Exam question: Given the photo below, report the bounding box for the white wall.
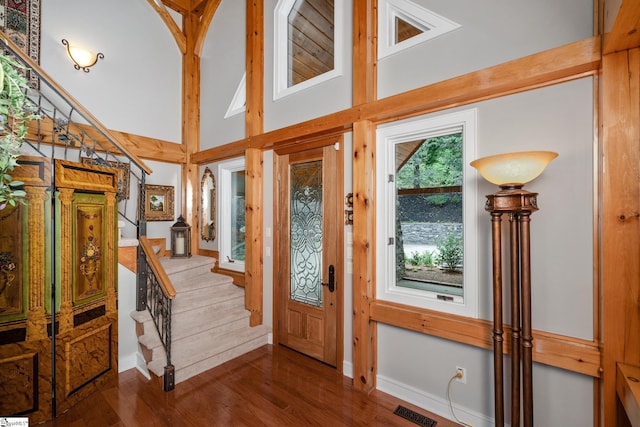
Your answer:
[378,0,594,98]
[263,0,353,131]
[201,0,247,148]
[41,0,182,143]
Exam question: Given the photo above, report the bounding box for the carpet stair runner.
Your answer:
[131,255,269,385]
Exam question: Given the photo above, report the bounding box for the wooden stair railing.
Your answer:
[138,236,176,391]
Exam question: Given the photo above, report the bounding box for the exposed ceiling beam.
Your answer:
[194,0,221,55]
[603,0,640,54]
[147,0,187,54]
[155,0,209,16]
[157,0,191,14]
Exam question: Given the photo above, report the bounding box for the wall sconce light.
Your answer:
[470,150,557,427]
[62,39,104,72]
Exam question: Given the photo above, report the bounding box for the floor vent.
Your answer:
[393,405,438,427]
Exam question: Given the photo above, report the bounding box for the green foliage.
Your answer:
[406,249,435,268]
[436,234,463,272]
[396,133,463,190]
[0,52,39,209]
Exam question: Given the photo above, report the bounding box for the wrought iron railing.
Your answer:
[138,236,176,391]
[0,32,151,229]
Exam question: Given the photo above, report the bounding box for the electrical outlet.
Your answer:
[456,366,467,384]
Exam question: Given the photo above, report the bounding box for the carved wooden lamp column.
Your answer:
[470,151,558,427]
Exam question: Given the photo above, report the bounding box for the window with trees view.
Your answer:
[377,109,478,317]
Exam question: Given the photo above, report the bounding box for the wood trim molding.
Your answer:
[370,300,602,378]
[192,36,601,165]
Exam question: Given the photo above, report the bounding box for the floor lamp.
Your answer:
[470,151,558,427]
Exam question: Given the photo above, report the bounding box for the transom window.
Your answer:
[376,109,478,317]
[378,0,461,59]
[274,0,343,99]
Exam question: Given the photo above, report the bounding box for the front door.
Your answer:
[275,141,342,367]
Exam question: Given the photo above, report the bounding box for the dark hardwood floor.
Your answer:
[40,344,460,426]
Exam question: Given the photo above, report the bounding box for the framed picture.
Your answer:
[81,157,131,200]
[143,184,174,221]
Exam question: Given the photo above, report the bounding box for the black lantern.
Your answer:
[170,215,191,258]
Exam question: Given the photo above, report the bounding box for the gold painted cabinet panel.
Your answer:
[0,158,119,423]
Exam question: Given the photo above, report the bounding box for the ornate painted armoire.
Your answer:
[0,157,119,422]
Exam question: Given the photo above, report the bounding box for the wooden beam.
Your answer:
[194,0,221,56]
[352,0,377,105]
[110,130,186,164]
[157,0,191,14]
[192,37,600,165]
[352,120,376,393]
[603,0,640,54]
[182,12,201,253]
[246,0,265,137]
[364,37,601,125]
[243,0,265,326]
[25,118,185,165]
[601,47,640,426]
[147,0,187,54]
[245,148,263,326]
[371,301,601,378]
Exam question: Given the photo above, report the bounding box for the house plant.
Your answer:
[0,51,39,210]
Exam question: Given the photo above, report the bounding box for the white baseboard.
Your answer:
[136,351,151,380]
[376,374,494,427]
[343,360,353,379]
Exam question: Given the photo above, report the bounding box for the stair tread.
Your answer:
[147,335,269,381]
[171,271,233,292]
[159,255,214,275]
[136,256,271,387]
[149,324,270,367]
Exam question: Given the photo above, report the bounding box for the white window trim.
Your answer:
[378,0,461,59]
[224,73,246,119]
[273,0,344,100]
[376,109,478,318]
[218,157,245,272]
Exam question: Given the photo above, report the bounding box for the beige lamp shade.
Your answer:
[470,150,558,186]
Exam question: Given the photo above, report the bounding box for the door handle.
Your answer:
[322,265,335,293]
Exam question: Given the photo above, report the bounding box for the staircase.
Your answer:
[131,255,269,385]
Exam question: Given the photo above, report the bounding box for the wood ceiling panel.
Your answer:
[289,0,334,86]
